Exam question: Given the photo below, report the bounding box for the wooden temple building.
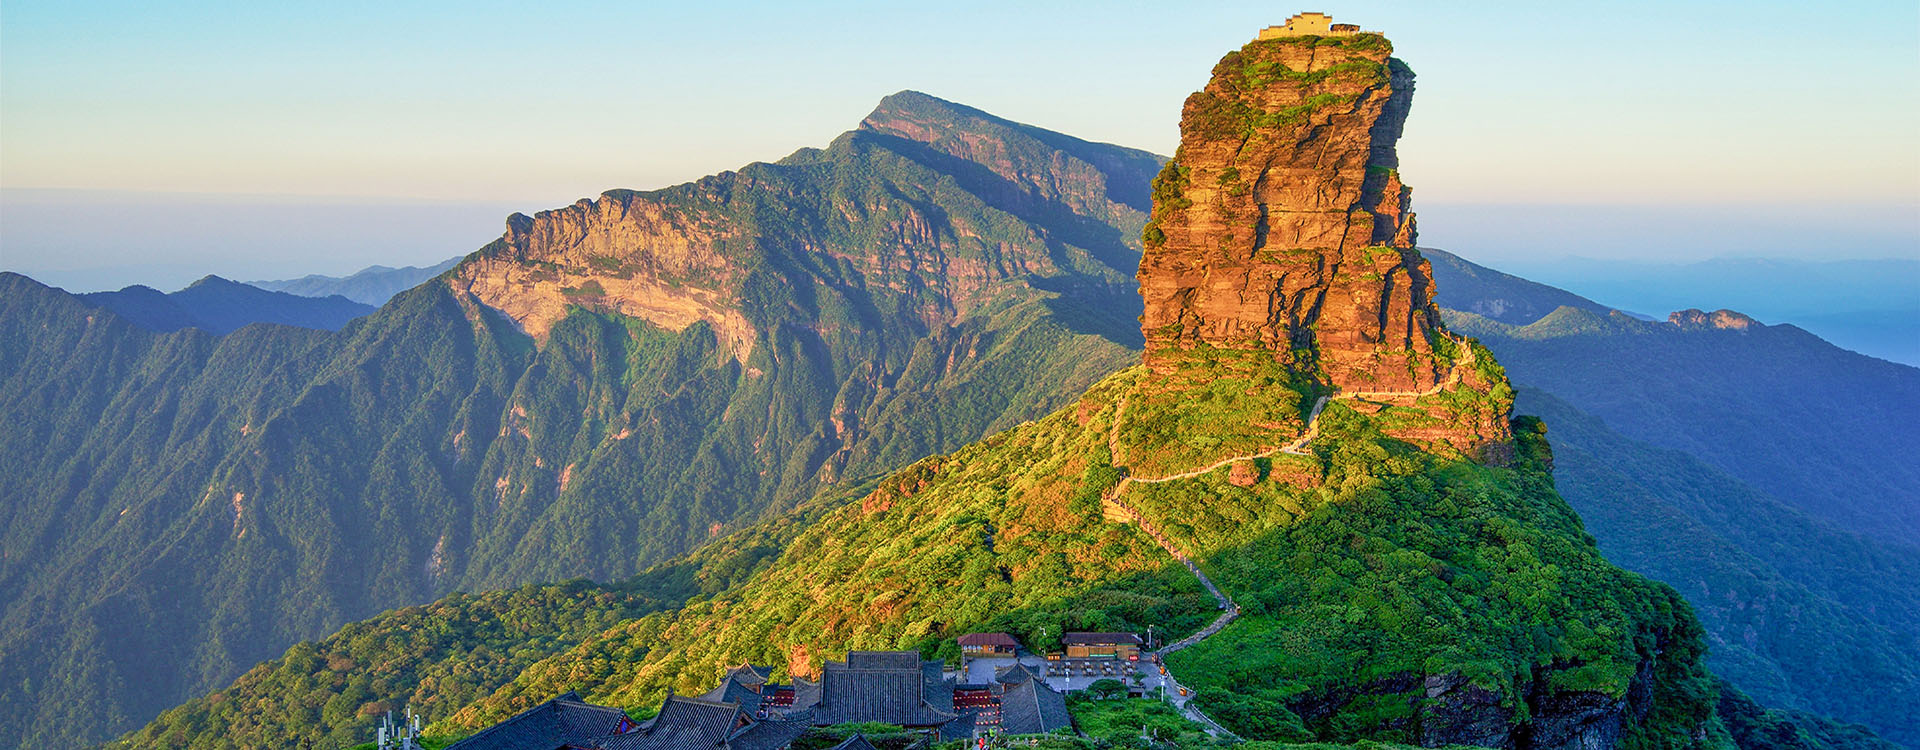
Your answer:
[440,650,1071,749]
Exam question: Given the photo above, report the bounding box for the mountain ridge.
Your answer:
[0,92,1163,748]
[77,274,375,334]
[251,257,461,306]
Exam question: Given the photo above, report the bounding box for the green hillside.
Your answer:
[1446,305,1920,548]
[407,347,1723,747]
[1428,249,1920,746]
[0,92,1160,748]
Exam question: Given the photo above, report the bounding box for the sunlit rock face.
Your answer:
[1137,27,1512,460]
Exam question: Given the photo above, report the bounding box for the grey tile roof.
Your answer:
[934,711,978,742]
[699,677,765,714]
[994,677,1071,736]
[445,692,632,750]
[992,663,1046,685]
[810,651,959,728]
[921,661,953,714]
[845,651,921,671]
[577,697,811,750]
[725,664,775,685]
[590,695,742,750]
[788,678,822,712]
[726,713,813,750]
[826,734,881,750]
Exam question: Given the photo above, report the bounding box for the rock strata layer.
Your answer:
[1136,29,1513,459]
[1139,32,1442,393]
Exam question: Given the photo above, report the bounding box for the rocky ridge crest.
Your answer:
[448,91,1157,361]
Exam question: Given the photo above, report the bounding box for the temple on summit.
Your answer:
[1256,12,1364,38]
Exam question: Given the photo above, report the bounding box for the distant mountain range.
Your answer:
[114,36,1735,750]
[250,257,460,306]
[1,90,1912,750]
[78,275,374,334]
[1427,248,1920,744]
[0,90,1158,749]
[1490,256,1920,366]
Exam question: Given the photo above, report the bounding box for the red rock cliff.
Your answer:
[1138,31,1444,393]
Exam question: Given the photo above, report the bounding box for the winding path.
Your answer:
[1100,337,1476,739]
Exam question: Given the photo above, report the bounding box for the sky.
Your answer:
[2,0,1917,290]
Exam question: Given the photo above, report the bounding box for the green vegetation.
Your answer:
[1424,248,1918,745]
[103,510,805,750]
[352,348,1724,747]
[0,91,1164,749]
[1238,59,1388,89]
[1185,92,1349,141]
[1068,696,1210,748]
[1143,161,1191,249]
[427,373,1217,730]
[561,279,608,296]
[1112,346,1319,476]
[1715,679,1897,750]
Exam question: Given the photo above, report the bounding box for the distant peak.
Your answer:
[184,275,239,290]
[858,91,1000,139]
[1669,308,1759,330]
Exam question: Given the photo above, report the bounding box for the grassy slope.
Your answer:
[413,350,1723,748]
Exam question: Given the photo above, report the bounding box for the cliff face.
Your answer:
[450,187,757,356]
[1136,31,1509,459]
[450,91,1158,360]
[1140,34,1436,390]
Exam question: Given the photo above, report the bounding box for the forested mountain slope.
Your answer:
[0,91,1160,748]
[1429,248,1920,745]
[407,27,1725,750]
[1445,303,1920,548]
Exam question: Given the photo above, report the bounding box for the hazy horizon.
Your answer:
[3,1,1916,290]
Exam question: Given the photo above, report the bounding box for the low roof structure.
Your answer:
[993,668,1071,736]
[956,633,1019,649]
[993,663,1047,685]
[578,694,811,750]
[444,692,633,750]
[790,651,975,741]
[1061,632,1141,646]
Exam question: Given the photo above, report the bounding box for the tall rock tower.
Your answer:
[1134,17,1513,462]
[1138,20,1442,394]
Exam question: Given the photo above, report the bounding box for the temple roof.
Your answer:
[698,676,764,714]
[826,734,881,750]
[995,676,1071,736]
[993,663,1047,685]
[585,695,810,750]
[444,692,631,750]
[724,664,775,685]
[956,633,1019,648]
[809,651,959,727]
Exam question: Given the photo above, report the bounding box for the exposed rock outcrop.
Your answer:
[1138,32,1440,392]
[1135,28,1511,458]
[452,194,757,356]
[449,91,1160,363]
[1668,308,1758,331]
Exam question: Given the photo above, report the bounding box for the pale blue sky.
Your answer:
[2,0,1916,288]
